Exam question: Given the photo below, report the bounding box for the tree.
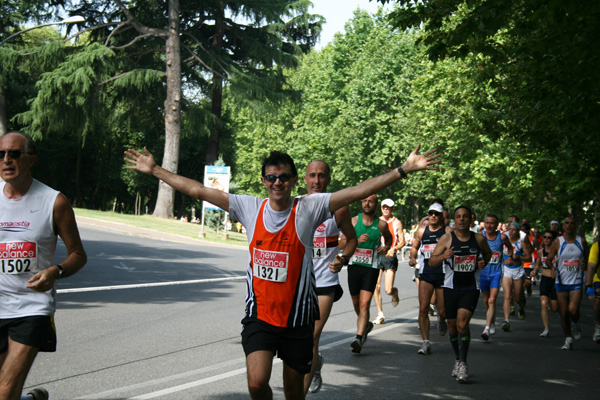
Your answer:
[14,0,322,218]
[381,0,600,232]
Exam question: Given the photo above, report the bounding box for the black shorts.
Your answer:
[378,255,398,270]
[524,268,534,280]
[419,273,445,288]
[443,288,479,320]
[0,315,57,353]
[241,319,314,374]
[316,284,344,302]
[347,265,380,296]
[539,275,557,300]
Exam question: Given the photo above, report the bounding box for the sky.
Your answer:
[310,0,390,48]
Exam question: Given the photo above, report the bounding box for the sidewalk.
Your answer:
[75,216,246,249]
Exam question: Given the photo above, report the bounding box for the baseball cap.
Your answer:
[428,203,444,213]
[381,199,395,208]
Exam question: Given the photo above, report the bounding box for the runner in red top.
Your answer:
[125,145,440,399]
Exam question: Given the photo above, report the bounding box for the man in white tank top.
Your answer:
[0,132,87,400]
[303,161,356,394]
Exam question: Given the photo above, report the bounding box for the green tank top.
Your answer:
[350,213,382,268]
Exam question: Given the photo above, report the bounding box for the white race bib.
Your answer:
[253,249,288,283]
[453,255,477,272]
[351,248,374,265]
[423,244,436,259]
[563,259,580,272]
[0,242,38,274]
[312,237,326,259]
[490,251,501,264]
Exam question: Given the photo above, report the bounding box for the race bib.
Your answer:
[423,244,436,260]
[490,251,501,264]
[453,255,477,272]
[563,259,580,272]
[253,249,288,283]
[312,237,326,259]
[351,248,374,266]
[0,242,38,274]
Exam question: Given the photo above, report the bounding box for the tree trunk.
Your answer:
[205,3,225,166]
[0,83,8,136]
[153,0,182,219]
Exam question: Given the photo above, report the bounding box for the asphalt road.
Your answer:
[23,223,600,399]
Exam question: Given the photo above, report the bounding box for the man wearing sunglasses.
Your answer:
[125,145,439,399]
[0,132,87,400]
[409,201,452,355]
[302,160,357,394]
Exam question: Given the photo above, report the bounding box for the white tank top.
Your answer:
[312,217,341,288]
[0,180,59,318]
[556,236,584,286]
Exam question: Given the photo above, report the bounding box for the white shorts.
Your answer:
[503,265,525,280]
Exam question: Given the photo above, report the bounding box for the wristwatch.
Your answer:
[56,264,64,279]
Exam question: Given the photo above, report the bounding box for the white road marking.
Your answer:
[56,276,245,294]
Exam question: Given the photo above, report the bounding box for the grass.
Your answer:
[73,208,249,247]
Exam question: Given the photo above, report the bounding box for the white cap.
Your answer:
[381,199,395,208]
[428,203,444,213]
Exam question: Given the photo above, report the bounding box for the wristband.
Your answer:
[340,254,350,266]
[397,166,408,179]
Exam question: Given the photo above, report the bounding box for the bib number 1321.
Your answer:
[253,248,289,283]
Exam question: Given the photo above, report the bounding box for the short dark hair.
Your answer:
[261,151,297,177]
[485,213,499,222]
[454,205,472,217]
[5,131,37,155]
[522,222,531,231]
[544,230,557,240]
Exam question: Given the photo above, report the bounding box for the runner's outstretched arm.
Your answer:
[124,147,229,211]
[329,145,440,213]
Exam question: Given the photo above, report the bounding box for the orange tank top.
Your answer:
[248,198,308,327]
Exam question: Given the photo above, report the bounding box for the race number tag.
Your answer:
[253,249,288,283]
[312,237,326,259]
[0,242,38,274]
[490,251,501,264]
[563,259,580,272]
[453,255,477,272]
[351,248,374,265]
[423,244,436,260]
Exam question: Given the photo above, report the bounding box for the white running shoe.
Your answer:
[451,360,460,377]
[593,326,600,344]
[489,323,496,335]
[481,327,490,341]
[539,328,550,338]
[373,313,385,325]
[308,353,323,393]
[417,341,431,355]
[561,337,573,351]
[456,362,468,383]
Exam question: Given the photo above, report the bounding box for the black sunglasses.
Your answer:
[428,211,442,216]
[263,173,295,183]
[543,236,553,239]
[0,150,25,159]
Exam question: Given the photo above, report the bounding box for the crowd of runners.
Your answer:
[4,130,597,400]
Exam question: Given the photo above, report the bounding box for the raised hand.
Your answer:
[402,145,441,174]
[124,147,156,175]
